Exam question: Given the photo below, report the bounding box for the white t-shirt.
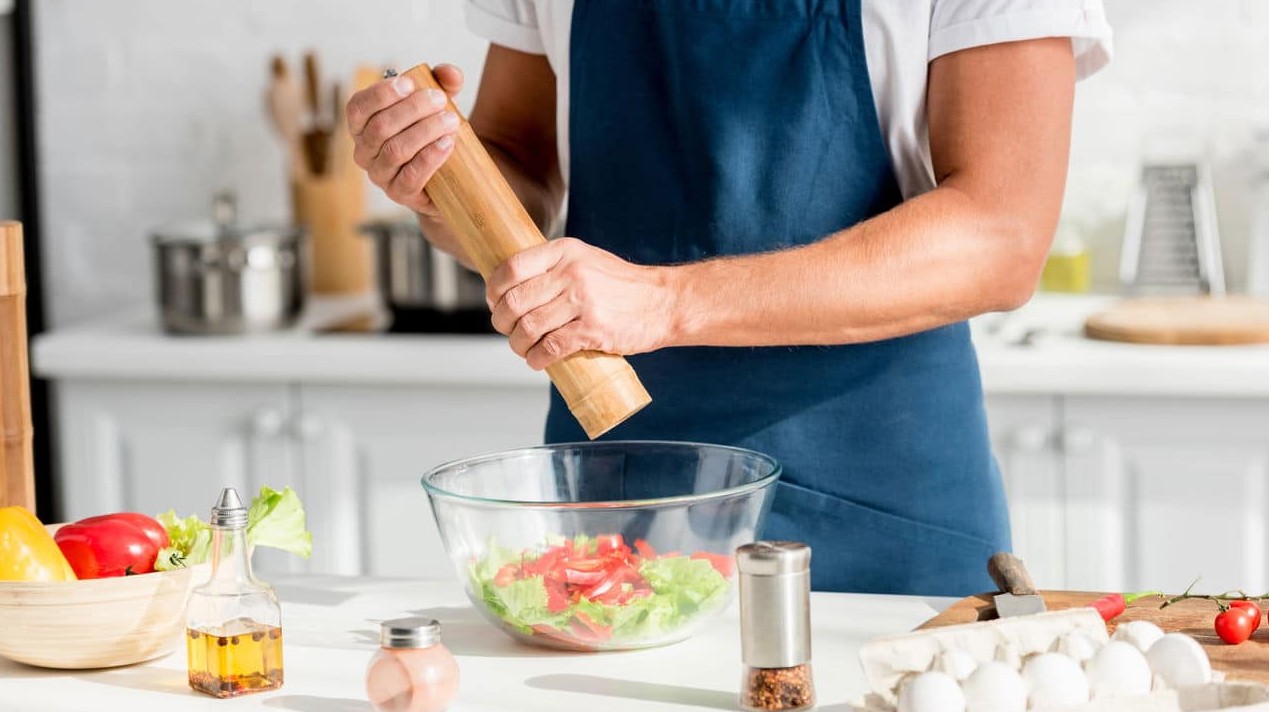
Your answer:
[465,0,1113,200]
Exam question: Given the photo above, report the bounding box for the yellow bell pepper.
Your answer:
[0,505,76,581]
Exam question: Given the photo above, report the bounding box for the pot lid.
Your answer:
[153,191,302,246]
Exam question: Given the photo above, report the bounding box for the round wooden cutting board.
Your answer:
[1084,296,1269,346]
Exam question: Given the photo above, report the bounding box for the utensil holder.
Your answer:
[291,168,370,295]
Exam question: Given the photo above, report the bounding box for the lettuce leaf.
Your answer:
[246,486,312,559]
[154,486,311,569]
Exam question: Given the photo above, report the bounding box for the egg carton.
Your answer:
[851,683,1269,712]
[851,609,1269,712]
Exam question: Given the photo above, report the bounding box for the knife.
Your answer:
[987,552,1047,618]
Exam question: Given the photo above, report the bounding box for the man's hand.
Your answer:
[485,238,679,371]
[346,64,464,219]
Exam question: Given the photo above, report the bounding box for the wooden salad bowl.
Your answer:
[0,524,209,670]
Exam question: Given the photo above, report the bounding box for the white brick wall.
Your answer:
[35,0,490,326]
[33,0,1269,326]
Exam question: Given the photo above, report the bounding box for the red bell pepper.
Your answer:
[54,513,166,578]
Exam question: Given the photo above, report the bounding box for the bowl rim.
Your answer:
[420,439,781,510]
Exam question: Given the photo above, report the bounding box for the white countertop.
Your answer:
[0,575,950,712]
[29,292,1269,397]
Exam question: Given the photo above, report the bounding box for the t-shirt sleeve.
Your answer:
[929,0,1113,80]
[464,0,546,55]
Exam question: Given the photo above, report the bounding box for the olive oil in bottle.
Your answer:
[186,488,285,698]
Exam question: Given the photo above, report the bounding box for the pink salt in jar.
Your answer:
[366,617,460,712]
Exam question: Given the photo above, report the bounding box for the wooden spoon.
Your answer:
[265,55,304,174]
[301,50,331,176]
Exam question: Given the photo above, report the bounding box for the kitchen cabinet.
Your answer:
[52,380,297,528]
[984,396,1269,595]
[293,384,547,578]
[984,395,1066,589]
[48,378,550,578]
[1061,397,1269,595]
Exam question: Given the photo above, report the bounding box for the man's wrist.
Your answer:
[660,262,703,349]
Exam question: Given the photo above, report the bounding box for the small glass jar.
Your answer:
[737,541,816,712]
[365,617,460,712]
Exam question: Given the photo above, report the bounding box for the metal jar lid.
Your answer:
[737,541,812,669]
[152,191,302,249]
[380,617,442,649]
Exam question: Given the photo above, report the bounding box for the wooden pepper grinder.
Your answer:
[401,64,651,439]
[0,221,36,510]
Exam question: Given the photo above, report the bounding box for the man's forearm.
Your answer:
[666,184,1052,348]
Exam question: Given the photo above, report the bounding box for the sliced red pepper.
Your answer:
[546,582,570,613]
[634,539,657,559]
[493,563,519,587]
[692,551,736,578]
[563,567,607,587]
[595,534,627,556]
[572,611,612,642]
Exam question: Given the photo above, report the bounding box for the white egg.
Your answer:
[1113,620,1166,653]
[961,661,1027,712]
[933,648,979,681]
[898,671,967,712]
[1021,652,1090,708]
[1085,640,1152,699]
[1146,633,1212,689]
[1053,629,1102,663]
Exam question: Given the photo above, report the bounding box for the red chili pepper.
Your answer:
[1090,593,1126,621]
[1090,590,1164,621]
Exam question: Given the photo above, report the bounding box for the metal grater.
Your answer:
[1119,163,1225,295]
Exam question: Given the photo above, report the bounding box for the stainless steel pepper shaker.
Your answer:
[737,541,815,712]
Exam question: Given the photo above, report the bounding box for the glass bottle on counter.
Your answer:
[365,617,460,712]
[185,487,285,698]
[738,541,815,712]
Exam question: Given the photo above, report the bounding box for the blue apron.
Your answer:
[549,0,1011,596]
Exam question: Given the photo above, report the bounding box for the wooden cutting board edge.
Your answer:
[917,590,1269,685]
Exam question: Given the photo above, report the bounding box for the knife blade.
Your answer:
[987,552,1047,618]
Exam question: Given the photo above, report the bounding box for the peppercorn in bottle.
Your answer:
[185,487,284,698]
[737,541,815,712]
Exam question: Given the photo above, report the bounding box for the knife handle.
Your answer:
[988,552,1037,596]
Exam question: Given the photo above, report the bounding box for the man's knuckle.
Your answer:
[397,159,424,186]
[500,287,523,315]
[346,102,367,130]
[379,136,402,163]
[520,312,543,340]
[540,334,565,359]
[503,254,528,282]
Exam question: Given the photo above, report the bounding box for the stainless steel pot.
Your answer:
[359,218,492,333]
[153,193,306,335]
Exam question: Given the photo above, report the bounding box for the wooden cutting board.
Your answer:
[918,591,1269,685]
[1084,296,1269,345]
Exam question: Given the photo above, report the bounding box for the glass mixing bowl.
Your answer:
[422,441,781,652]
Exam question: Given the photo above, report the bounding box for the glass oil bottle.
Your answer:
[186,487,285,698]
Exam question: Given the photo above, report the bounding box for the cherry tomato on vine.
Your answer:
[1228,600,1263,632]
[1215,607,1257,645]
